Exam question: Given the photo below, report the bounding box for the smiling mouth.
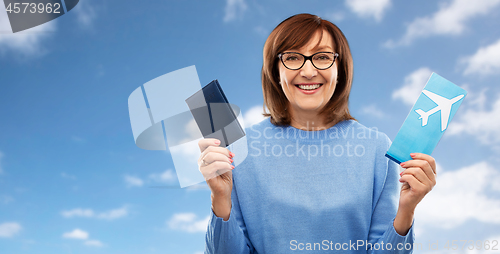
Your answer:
[295,84,323,90]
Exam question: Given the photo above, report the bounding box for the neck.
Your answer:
[288,106,338,131]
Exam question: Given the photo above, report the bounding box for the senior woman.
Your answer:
[198,13,436,253]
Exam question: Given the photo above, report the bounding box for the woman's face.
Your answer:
[278,29,338,116]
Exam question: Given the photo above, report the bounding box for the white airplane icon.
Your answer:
[415,90,464,131]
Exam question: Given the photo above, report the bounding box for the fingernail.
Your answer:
[400,172,403,176]
[230,165,235,169]
[400,162,405,167]
[229,158,233,163]
[410,153,416,157]
[215,140,220,145]
[229,152,235,157]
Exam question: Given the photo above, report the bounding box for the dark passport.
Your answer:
[185,80,245,147]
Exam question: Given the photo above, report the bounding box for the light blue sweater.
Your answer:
[205,118,415,253]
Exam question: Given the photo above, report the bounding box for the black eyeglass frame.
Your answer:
[278,52,339,70]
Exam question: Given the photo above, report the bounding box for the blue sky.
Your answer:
[1,0,500,253]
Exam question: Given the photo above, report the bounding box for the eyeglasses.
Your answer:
[278,52,339,70]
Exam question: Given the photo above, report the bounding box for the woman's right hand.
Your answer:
[198,138,234,220]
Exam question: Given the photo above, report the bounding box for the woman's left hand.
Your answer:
[399,153,437,211]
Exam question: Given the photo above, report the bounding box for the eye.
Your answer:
[314,53,332,60]
[283,53,302,62]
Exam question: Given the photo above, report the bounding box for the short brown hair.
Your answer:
[261,13,356,127]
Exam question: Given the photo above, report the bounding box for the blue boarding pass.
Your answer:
[385,73,467,164]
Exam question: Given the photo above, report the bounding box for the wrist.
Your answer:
[211,193,231,221]
[398,202,416,215]
[393,207,414,236]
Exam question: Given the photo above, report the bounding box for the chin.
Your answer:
[296,104,324,112]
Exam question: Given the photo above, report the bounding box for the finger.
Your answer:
[201,152,234,166]
[400,167,433,187]
[399,174,426,190]
[198,138,222,153]
[401,182,410,191]
[206,169,232,186]
[200,161,234,181]
[400,174,432,195]
[401,160,436,186]
[199,146,233,162]
[410,153,436,174]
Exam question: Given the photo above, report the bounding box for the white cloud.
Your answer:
[325,11,345,23]
[61,208,94,218]
[124,175,143,187]
[385,0,500,47]
[96,206,128,220]
[62,229,89,240]
[223,0,247,22]
[167,213,210,233]
[0,3,56,56]
[62,229,104,247]
[447,94,500,145]
[243,105,267,128]
[345,0,391,22]
[359,104,386,118]
[61,206,128,220]
[0,222,22,238]
[462,86,488,111]
[73,0,97,28]
[415,161,500,229]
[149,169,176,183]
[392,67,433,106]
[461,38,500,76]
[84,239,104,247]
[185,118,203,141]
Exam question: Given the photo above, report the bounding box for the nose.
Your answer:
[300,59,317,79]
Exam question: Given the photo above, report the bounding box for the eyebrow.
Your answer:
[286,45,334,52]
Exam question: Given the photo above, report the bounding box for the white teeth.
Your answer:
[298,84,321,90]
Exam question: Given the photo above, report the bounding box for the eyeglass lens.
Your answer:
[281,52,335,70]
